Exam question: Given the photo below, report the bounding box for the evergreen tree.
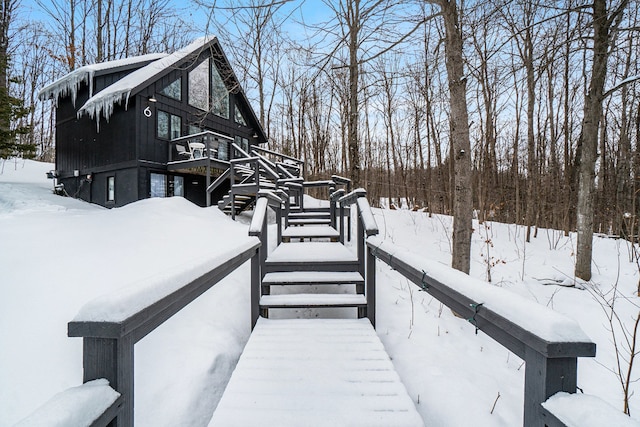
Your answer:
[0,0,32,159]
[0,78,32,159]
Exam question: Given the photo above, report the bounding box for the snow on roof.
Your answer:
[77,36,217,124]
[37,53,167,107]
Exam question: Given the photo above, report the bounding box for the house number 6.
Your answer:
[143,106,152,117]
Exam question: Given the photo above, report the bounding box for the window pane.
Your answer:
[189,59,209,111]
[234,104,247,126]
[157,111,169,139]
[172,176,184,197]
[150,173,167,198]
[107,176,115,202]
[211,64,229,118]
[161,78,181,100]
[218,140,229,161]
[171,114,181,139]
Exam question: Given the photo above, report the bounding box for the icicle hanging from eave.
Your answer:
[38,53,169,107]
[78,90,133,132]
[38,69,97,108]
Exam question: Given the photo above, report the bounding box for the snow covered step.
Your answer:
[288,218,332,226]
[262,271,364,286]
[265,242,359,273]
[288,211,330,219]
[209,318,423,427]
[260,294,367,308]
[282,225,340,242]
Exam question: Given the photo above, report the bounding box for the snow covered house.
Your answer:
[38,36,267,208]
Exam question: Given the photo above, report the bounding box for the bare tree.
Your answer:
[425,0,473,273]
[575,0,629,281]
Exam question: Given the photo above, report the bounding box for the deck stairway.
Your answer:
[211,188,423,426]
[255,186,366,317]
[211,144,306,217]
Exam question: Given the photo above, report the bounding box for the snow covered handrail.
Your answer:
[66,240,260,427]
[330,175,352,192]
[338,188,367,206]
[302,179,335,188]
[365,236,596,427]
[251,145,304,166]
[15,379,122,427]
[337,189,374,243]
[249,190,283,238]
[248,190,285,327]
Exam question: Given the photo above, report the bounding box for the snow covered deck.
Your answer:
[267,241,356,263]
[209,318,423,426]
[281,225,340,241]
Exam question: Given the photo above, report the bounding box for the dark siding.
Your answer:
[55,91,137,178]
[184,174,206,207]
[54,39,266,209]
[115,168,139,207]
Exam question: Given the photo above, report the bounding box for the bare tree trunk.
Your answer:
[347,0,361,187]
[437,0,472,273]
[575,0,628,280]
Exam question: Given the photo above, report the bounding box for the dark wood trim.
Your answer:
[89,395,124,427]
[68,242,260,341]
[366,236,596,427]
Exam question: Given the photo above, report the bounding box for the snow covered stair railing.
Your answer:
[542,392,640,427]
[366,236,598,427]
[64,239,260,427]
[15,379,121,427]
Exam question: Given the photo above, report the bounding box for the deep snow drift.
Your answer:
[2,159,640,426]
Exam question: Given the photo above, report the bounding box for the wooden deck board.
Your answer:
[209,318,424,427]
[282,225,340,240]
[267,242,357,263]
[262,271,364,285]
[260,293,366,308]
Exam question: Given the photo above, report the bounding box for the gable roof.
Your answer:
[39,36,268,143]
[77,36,218,122]
[37,53,167,107]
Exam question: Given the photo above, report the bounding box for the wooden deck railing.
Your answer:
[359,205,598,426]
[23,241,260,427]
[248,190,286,328]
[337,189,378,323]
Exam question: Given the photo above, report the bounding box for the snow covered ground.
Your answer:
[2,159,640,426]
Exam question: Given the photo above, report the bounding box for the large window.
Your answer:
[169,176,184,197]
[235,136,249,154]
[211,64,229,118]
[189,59,209,111]
[151,173,184,198]
[187,57,230,119]
[157,111,181,139]
[150,173,167,197]
[171,115,181,139]
[161,78,181,100]
[107,176,115,202]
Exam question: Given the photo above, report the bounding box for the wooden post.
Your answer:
[251,249,260,330]
[230,163,236,220]
[205,136,211,207]
[330,197,336,228]
[366,244,376,328]
[82,336,134,427]
[524,349,578,426]
[339,202,345,244]
[356,209,365,295]
[284,188,290,228]
[275,199,282,245]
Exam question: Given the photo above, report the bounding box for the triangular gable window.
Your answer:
[211,64,229,119]
[161,78,181,101]
[235,104,247,126]
[189,59,209,111]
